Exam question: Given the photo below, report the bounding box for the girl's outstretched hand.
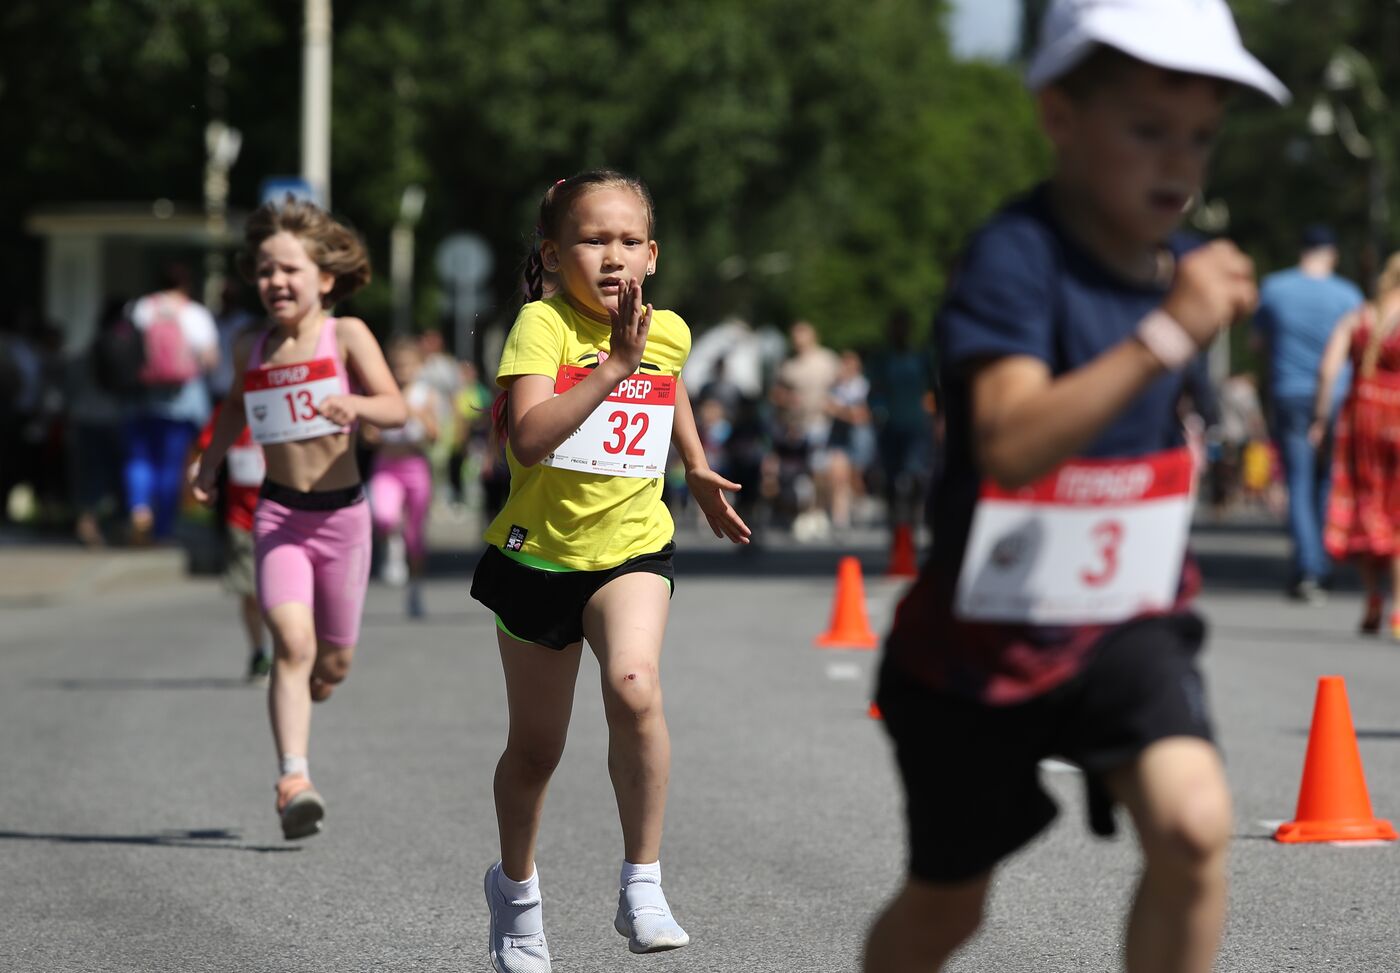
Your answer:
[685,467,752,544]
[608,279,652,374]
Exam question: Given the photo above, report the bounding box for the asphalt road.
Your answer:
[2,525,1399,972]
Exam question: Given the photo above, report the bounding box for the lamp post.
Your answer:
[203,35,241,309]
[302,0,332,207]
[391,185,426,335]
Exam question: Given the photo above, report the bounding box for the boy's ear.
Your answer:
[540,240,560,273]
[1037,87,1076,150]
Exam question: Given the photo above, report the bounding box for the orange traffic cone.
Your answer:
[867,701,883,720]
[1275,675,1398,843]
[815,556,879,650]
[887,523,918,578]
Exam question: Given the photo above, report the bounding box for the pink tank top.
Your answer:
[247,316,351,394]
[242,317,356,444]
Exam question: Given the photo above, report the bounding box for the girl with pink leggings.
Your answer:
[367,336,440,617]
[193,197,406,841]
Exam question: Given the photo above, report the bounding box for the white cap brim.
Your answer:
[1026,8,1290,105]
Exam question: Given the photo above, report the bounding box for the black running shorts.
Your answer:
[876,612,1213,883]
[470,542,676,651]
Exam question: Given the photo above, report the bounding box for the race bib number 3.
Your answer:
[542,366,676,478]
[243,358,347,445]
[955,448,1195,625]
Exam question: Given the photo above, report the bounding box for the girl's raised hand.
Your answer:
[685,467,752,545]
[608,279,652,375]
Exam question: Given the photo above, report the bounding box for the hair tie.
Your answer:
[555,178,566,186]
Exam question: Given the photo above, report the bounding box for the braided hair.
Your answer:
[497,170,656,441]
[518,169,655,303]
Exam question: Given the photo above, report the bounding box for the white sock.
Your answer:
[280,755,309,778]
[620,859,661,889]
[497,865,539,901]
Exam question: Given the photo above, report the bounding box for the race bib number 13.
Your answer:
[243,358,348,445]
[955,448,1195,625]
[542,366,676,477]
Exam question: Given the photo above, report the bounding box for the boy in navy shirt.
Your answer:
[864,2,1286,972]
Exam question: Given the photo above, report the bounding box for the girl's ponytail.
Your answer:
[500,170,655,444]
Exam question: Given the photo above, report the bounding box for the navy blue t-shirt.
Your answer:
[887,184,1200,704]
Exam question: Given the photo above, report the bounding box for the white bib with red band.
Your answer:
[541,365,676,478]
[243,358,347,445]
[955,447,1195,625]
[226,444,266,487]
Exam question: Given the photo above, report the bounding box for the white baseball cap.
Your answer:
[1026,0,1290,104]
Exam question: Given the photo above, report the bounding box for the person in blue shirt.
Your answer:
[864,1,1286,971]
[1253,225,1365,601]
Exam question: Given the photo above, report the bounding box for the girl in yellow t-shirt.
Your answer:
[471,170,749,971]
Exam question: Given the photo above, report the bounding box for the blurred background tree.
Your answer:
[8,0,1396,353]
[0,0,1046,348]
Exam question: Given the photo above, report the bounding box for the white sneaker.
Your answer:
[485,863,551,973]
[382,534,408,586]
[614,876,690,953]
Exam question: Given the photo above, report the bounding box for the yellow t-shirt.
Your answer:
[483,296,691,570]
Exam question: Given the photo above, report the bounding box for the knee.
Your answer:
[503,739,566,783]
[1145,786,1233,878]
[869,881,986,964]
[274,627,317,667]
[605,664,661,722]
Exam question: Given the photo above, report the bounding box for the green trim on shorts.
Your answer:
[498,546,578,572]
[495,614,530,642]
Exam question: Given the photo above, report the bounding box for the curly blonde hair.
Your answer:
[238,195,372,308]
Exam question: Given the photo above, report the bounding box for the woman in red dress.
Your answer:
[1314,253,1400,634]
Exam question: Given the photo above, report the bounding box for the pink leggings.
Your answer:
[369,454,433,560]
[254,497,371,647]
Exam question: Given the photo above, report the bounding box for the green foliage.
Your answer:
[1,0,1049,347]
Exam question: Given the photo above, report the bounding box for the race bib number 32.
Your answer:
[954,448,1195,625]
[542,366,676,478]
[243,358,348,445]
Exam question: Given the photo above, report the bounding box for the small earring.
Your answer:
[646,267,655,276]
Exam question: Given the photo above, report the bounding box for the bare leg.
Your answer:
[1359,556,1383,631]
[582,572,672,864]
[1388,555,1400,624]
[1108,737,1232,973]
[240,593,265,652]
[494,631,583,881]
[309,639,356,702]
[265,602,318,762]
[863,873,990,973]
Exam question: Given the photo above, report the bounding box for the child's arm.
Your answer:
[419,389,441,444]
[319,317,408,430]
[672,377,751,544]
[1310,310,1361,443]
[973,241,1257,488]
[191,333,257,506]
[508,281,651,466]
[192,332,255,504]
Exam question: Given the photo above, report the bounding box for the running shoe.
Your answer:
[382,534,409,586]
[247,651,272,684]
[614,875,690,953]
[276,773,325,840]
[484,862,551,973]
